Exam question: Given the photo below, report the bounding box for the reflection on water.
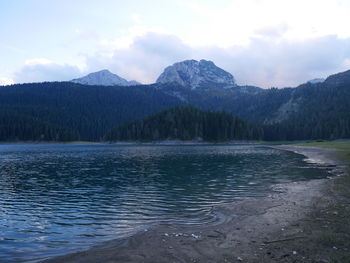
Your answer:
[0,144,331,262]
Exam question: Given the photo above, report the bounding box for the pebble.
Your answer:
[191,234,200,239]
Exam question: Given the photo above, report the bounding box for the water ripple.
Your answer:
[0,144,331,262]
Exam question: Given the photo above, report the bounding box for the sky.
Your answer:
[1,0,350,88]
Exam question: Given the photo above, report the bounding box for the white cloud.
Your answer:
[178,0,350,47]
[25,58,53,66]
[99,24,169,51]
[85,32,191,83]
[131,13,142,24]
[83,32,350,88]
[0,77,14,86]
[13,59,82,83]
[214,35,350,87]
[5,0,350,88]
[7,31,350,88]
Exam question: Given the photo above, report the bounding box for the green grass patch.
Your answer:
[293,141,350,164]
[260,140,308,145]
[293,140,350,151]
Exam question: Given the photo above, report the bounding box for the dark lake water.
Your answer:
[0,144,332,262]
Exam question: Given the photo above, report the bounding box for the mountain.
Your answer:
[71,69,140,86]
[104,106,262,142]
[0,60,350,142]
[156,59,236,89]
[154,64,350,140]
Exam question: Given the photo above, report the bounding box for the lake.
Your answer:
[0,144,331,262]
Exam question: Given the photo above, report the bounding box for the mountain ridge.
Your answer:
[71,69,140,86]
[0,61,349,141]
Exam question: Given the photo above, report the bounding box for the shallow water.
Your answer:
[0,144,331,262]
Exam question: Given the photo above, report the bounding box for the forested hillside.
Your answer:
[263,80,350,140]
[157,70,350,140]
[0,82,181,141]
[104,106,263,142]
[0,68,349,142]
[0,111,79,141]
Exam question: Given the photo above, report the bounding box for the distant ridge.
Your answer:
[71,69,140,86]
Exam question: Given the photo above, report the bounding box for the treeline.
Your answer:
[104,106,263,141]
[0,111,79,141]
[0,82,181,141]
[264,117,350,141]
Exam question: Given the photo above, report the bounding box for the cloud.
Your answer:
[13,58,82,83]
[82,32,350,88]
[77,0,350,87]
[25,58,53,66]
[255,24,289,39]
[227,35,350,87]
[8,32,350,88]
[85,33,192,83]
[179,0,350,47]
[0,77,14,86]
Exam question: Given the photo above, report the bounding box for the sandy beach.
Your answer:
[42,145,350,263]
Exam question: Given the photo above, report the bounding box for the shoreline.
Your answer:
[42,145,350,263]
[0,140,261,146]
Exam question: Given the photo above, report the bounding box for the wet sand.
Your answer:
[42,145,350,263]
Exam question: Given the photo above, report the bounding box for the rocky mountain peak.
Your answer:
[156,59,236,89]
[71,70,140,86]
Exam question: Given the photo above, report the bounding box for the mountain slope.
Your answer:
[105,106,262,141]
[263,72,350,140]
[71,69,140,86]
[155,65,350,140]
